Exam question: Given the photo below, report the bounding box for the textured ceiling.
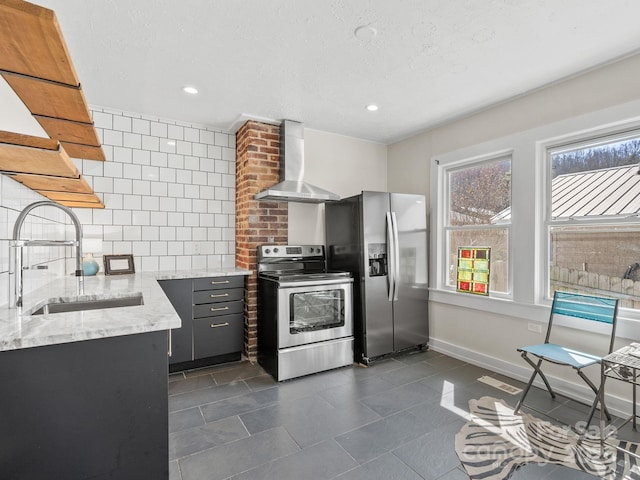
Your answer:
[21,0,640,144]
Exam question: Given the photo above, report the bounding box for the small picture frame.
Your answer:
[103,254,135,275]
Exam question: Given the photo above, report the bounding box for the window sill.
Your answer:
[429,287,640,340]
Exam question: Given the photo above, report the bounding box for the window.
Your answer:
[445,155,512,294]
[546,132,640,309]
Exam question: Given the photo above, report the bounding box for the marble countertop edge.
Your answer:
[0,268,251,353]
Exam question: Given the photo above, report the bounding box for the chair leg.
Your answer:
[514,355,555,414]
[578,369,611,422]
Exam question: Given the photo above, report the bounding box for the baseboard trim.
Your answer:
[429,337,633,420]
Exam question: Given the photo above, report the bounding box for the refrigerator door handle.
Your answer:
[386,211,395,302]
[391,211,400,301]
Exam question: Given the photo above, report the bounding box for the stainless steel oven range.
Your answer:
[257,245,353,381]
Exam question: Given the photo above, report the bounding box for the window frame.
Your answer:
[438,150,514,299]
[541,127,640,303]
[429,99,640,338]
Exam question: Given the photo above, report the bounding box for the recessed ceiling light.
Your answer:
[366,104,379,112]
[182,86,198,95]
[354,25,377,40]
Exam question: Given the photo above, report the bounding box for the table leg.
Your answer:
[600,364,607,458]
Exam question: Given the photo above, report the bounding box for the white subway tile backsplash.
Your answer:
[207,145,222,159]
[113,178,133,195]
[176,170,192,185]
[150,211,168,226]
[123,132,142,149]
[167,183,184,198]
[222,147,235,161]
[113,115,132,132]
[159,197,177,212]
[122,164,142,180]
[150,241,167,256]
[176,198,191,212]
[113,210,132,226]
[133,149,151,165]
[140,256,159,272]
[133,118,151,135]
[123,226,142,241]
[150,152,168,168]
[103,161,123,178]
[141,135,160,152]
[142,196,160,212]
[1,107,236,290]
[132,180,150,196]
[150,122,167,138]
[159,167,176,183]
[192,143,207,157]
[158,255,176,271]
[183,156,199,171]
[149,180,167,199]
[167,125,184,140]
[93,177,114,194]
[184,127,199,142]
[132,210,150,226]
[102,193,123,210]
[92,111,112,128]
[132,241,150,256]
[123,195,142,211]
[103,225,123,241]
[103,130,123,147]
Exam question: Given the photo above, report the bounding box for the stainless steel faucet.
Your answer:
[10,201,84,308]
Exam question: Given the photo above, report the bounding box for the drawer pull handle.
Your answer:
[211,280,229,285]
[210,306,229,312]
[210,322,229,328]
[210,293,229,298]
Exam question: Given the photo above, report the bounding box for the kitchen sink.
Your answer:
[31,293,144,315]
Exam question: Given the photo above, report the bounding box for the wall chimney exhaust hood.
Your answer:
[254,120,340,203]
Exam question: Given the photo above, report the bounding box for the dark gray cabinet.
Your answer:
[159,275,245,372]
[0,331,169,479]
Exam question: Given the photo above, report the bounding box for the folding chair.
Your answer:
[514,291,619,424]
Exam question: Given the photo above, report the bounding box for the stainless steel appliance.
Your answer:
[325,191,428,365]
[257,245,354,381]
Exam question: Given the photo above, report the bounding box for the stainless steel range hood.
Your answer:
[255,120,340,203]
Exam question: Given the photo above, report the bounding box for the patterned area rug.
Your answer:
[455,396,640,480]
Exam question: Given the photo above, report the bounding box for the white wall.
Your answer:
[288,128,388,245]
[387,52,640,413]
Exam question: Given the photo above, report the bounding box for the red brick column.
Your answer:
[235,121,288,362]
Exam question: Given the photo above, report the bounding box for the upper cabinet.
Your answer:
[0,0,105,208]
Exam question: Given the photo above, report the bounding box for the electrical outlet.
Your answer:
[528,322,542,334]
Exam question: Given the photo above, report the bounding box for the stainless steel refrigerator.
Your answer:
[325,191,428,364]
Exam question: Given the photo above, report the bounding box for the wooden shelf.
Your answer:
[0,0,106,208]
[9,172,97,196]
[37,191,104,209]
[0,131,80,178]
[0,0,79,86]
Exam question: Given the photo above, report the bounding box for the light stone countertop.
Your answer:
[0,268,251,352]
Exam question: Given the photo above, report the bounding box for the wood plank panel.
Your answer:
[9,173,93,193]
[35,115,100,146]
[38,191,104,209]
[3,73,92,123]
[0,131,79,177]
[0,0,79,85]
[60,142,106,161]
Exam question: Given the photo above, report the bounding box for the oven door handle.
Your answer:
[386,212,396,302]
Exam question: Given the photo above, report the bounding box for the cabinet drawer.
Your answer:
[193,288,244,305]
[193,300,244,319]
[193,314,244,359]
[193,276,244,291]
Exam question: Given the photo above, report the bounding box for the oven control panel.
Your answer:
[257,244,324,259]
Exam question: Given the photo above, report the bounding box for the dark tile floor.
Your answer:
[167,350,634,480]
